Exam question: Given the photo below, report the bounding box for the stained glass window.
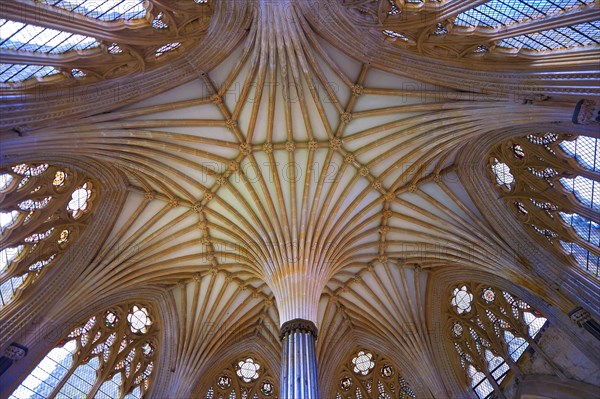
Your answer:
[0,163,96,307]
[490,159,514,187]
[204,355,277,398]
[448,283,547,399]
[332,349,415,399]
[155,42,181,57]
[9,303,158,399]
[489,133,600,277]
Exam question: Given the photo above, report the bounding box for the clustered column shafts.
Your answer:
[280,319,319,399]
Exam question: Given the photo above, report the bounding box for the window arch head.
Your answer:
[204,354,278,398]
[1,162,98,308]
[9,302,159,399]
[331,348,416,399]
[488,133,599,277]
[446,282,548,399]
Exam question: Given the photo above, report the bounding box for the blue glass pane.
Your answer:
[0,274,27,308]
[39,0,146,22]
[503,330,529,361]
[95,373,123,399]
[498,21,600,50]
[0,64,59,83]
[0,19,99,54]
[560,176,599,212]
[456,0,593,28]
[561,241,600,276]
[560,136,599,172]
[560,212,600,246]
[473,377,494,399]
[57,356,100,398]
[9,341,77,399]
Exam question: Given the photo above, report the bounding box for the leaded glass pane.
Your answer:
[0,19,99,54]
[498,21,600,50]
[560,135,599,172]
[38,0,146,22]
[561,241,599,276]
[560,176,599,212]
[57,357,100,398]
[0,274,28,306]
[0,64,60,83]
[9,341,77,399]
[455,0,593,28]
[559,212,600,246]
[95,373,123,399]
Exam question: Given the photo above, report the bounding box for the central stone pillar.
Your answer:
[280,319,319,399]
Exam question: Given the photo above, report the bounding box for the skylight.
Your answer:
[0,19,99,54]
[499,21,600,50]
[455,0,594,28]
[0,64,60,83]
[37,0,146,22]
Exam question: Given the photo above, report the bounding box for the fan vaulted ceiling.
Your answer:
[1,0,599,398]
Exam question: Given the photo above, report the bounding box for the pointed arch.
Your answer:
[329,347,416,399]
[0,156,128,351]
[427,269,600,399]
[7,300,161,399]
[196,351,280,399]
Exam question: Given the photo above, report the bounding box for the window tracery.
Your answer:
[447,283,548,399]
[204,355,278,399]
[488,133,599,277]
[455,1,593,29]
[0,0,212,86]
[9,302,158,399]
[382,1,599,60]
[332,349,416,399]
[0,162,97,308]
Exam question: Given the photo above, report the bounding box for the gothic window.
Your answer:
[204,355,278,399]
[455,1,594,29]
[497,21,600,51]
[332,349,416,399]
[0,1,211,84]
[488,133,599,277]
[382,1,599,58]
[447,283,547,399]
[0,163,97,308]
[9,303,158,399]
[37,0,147,22]
[0,19,99,54]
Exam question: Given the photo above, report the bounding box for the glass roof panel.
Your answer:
[455,0,593,28]
[561,241,599,276]
[560,135,599,172]
[498,21,600,50]
[0,19,99,54]
[560,212,600,248]
[0,64,60,83]
[38,0,146,22]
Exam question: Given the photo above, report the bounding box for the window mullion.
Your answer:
[520,335,567,379]
[47,341,82,398]
[86,327,126,399]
